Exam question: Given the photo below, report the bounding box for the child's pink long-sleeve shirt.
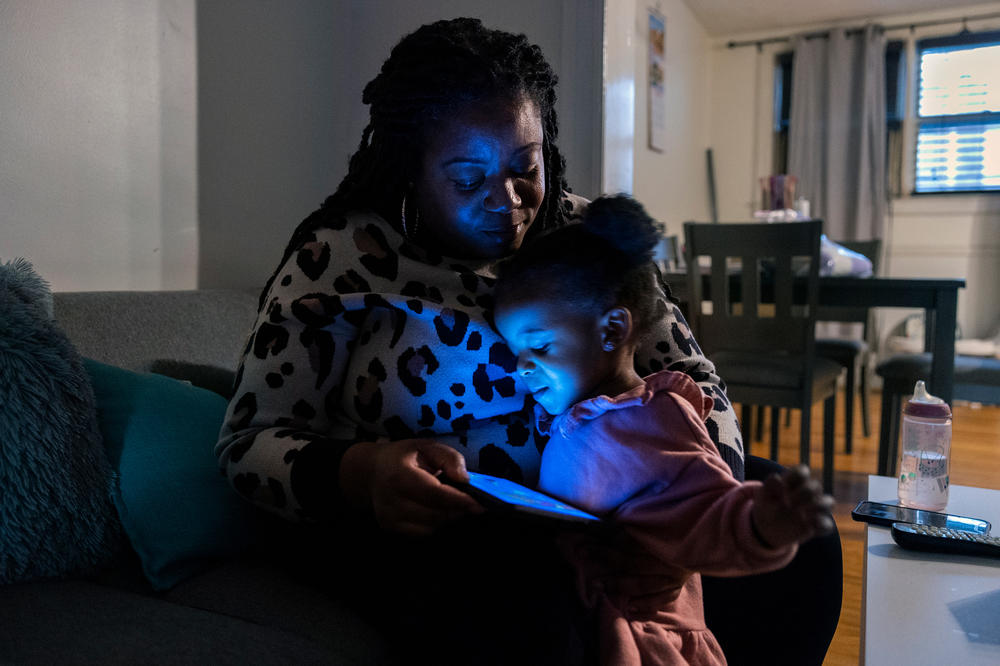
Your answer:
[537,370,797,666]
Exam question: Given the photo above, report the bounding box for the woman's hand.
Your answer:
[750,465,835,549]
[340,438,485,535]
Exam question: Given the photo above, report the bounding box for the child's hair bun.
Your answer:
[493,194,667,334]
[581,194,664,267]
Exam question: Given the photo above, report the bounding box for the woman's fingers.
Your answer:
[369,439,484,534]
[415,440,471,483]
[396,462,483,514]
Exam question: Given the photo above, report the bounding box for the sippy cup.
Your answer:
[896,380,952,511]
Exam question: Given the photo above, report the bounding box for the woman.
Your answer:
[216,17,745,663]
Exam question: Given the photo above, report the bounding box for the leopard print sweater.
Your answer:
[216,196,744,522]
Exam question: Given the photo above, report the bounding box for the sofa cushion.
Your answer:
[0,258,124,584]
[0,580,357,665]
[163,557,395,664]
[84,358,257,591]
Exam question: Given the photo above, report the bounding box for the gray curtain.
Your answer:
[788,26,886,241]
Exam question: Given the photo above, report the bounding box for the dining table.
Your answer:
[662,270,966,405]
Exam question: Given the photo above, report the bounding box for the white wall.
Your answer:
[348,0,604,199]
[198,0,604,290]
[1,1,603,293]
[707,3,1000,341]
[196,0,349,290]
[602,0,712,235]
[887,193,1000,341]
[631,0,711,234]
[0,0,197,291]
[707,40,785,221]
[602,0,636,195]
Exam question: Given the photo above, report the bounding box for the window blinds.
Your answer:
[916,34,1000,193]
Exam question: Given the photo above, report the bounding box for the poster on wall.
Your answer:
[648,8,666,152]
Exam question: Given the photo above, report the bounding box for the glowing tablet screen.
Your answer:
[465,471,601,522]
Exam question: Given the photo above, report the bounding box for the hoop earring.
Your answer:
[400,189,420,240]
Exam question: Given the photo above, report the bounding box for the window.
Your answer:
[915,31,1000,193]
[772,42,904,184]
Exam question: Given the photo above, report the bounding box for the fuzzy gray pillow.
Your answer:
[0,258,124,583]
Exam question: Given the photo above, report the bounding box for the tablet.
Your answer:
[445,471,604,526]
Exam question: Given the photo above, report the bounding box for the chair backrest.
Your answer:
[815,239,882,325]
[683,220,824,358]
[653,234,681,272]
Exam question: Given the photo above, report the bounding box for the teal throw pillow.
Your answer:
[83,358,257,591]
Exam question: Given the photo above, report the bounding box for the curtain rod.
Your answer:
[726,10,1000,49]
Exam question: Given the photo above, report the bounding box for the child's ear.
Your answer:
[600,306,634,351]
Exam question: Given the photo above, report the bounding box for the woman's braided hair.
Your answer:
[259,17,569,308]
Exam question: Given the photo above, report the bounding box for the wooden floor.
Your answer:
[740,391,1000,666]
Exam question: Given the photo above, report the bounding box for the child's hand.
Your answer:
[750,465,834,549]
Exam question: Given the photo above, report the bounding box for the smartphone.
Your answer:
[444,471,604,527]
[851,500,991,534]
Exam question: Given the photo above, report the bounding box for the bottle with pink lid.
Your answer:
[897,380,952,511]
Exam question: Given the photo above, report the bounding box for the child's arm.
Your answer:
[543,371,832,576]
[592,386,830,576]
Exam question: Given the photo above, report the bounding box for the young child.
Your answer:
[492,194,834,666]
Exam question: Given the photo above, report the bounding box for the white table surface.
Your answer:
[863,475,1000,665]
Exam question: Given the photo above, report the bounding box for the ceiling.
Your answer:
[682,0,1000,37]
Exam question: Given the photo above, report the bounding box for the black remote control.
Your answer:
[891,522,1000,559]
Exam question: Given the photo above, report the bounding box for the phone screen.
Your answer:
[851,500,991,534]
[460,472,603,524]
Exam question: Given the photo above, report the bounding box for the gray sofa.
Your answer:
[0,290,393,665]
[0,289,843,665]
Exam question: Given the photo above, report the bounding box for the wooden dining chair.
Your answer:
[683,220,841,492]
[815,239,882,454]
